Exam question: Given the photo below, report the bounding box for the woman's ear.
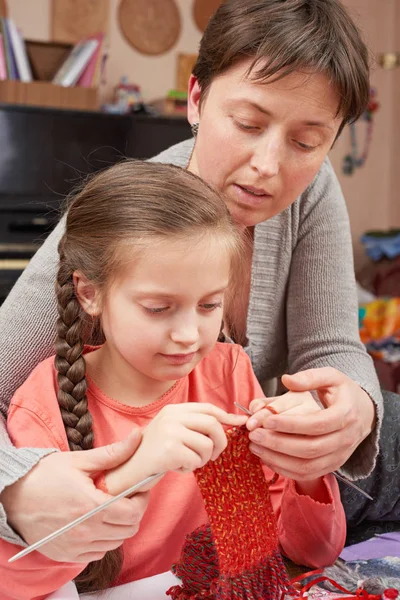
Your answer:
[187,75,201,125]
[73,271,101,316]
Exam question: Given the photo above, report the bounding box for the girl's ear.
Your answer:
[73,271,101,316]
[187,75,201,125]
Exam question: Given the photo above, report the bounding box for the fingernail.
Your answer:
[247,417,259,429]
[252,400,265,412]
[249,430,263,442]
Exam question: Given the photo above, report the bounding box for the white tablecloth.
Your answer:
[46,572,182,600]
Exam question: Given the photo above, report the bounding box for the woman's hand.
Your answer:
[246,367,376,481]
[105,403,247,495]
[1,430,149,563]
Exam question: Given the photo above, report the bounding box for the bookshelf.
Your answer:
[0,79,98,111]
[0,16,104,112]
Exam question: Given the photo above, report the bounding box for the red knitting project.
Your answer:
[167,426,296,599]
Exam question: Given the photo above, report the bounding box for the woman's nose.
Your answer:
[250,135,281,178]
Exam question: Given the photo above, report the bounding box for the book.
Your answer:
[0,34,7,80]
[52,38,99,87]
[6,18,32,82]
[77,32,104,88]
[1,17,18,79]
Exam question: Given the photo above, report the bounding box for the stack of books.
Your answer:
[52,32,106,88]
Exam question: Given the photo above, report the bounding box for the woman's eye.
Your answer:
[295,140,317,151]
[236,121,260,132]
[200,302,222,311]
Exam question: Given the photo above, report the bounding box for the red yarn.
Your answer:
[167,426,295,599]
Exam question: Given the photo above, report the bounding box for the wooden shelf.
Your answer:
[0,80,98,111]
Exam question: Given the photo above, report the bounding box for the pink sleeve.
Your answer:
[1,393,87,599]
[269,472,346,567]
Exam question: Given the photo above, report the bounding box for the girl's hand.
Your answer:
[140,403,247,473]
[105,404,247,495]
[245,367,376,481]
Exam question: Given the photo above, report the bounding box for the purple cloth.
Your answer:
[340,532,400,561]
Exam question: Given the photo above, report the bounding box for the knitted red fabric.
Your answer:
[167,426,296,599]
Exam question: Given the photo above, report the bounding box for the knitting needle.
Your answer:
[234,401,373,501]
[8,471,165,564]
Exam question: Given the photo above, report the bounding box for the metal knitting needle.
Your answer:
[8,471,165,564]
[234,401,373,501]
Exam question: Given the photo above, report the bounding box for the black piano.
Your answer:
[0,104,191,303]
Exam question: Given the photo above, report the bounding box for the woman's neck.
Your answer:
[84,346,176,407]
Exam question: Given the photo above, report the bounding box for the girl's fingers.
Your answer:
[181,429,216,467]
[179,413,229,459]
[191,402,248,425]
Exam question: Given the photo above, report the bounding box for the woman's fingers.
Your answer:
[247,392,321,430]
[248,426,352,462]
[248,442,342,481]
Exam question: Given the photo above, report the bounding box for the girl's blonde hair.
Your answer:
[54,160,242,592]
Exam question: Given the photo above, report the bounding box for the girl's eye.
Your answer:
[144,306,169,314]
[200,302,222,311]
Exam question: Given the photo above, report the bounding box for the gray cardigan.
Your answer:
[0,139,382,544]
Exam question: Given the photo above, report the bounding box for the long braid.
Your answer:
[55,248,124,592]
[55,254,93,451]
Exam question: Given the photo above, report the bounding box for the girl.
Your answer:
[1,161,345,600]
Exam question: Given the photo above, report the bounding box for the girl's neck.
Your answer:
[84,346,176,408]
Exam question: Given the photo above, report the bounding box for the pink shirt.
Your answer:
[1,344,346,600]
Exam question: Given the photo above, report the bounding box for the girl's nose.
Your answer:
[170,321,199,346]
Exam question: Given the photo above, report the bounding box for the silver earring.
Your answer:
[191,122,199,137]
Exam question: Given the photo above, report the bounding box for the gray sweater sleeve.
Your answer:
[286,158,383,478]
[0,218,64,543]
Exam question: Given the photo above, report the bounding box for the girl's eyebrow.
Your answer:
[133,286,228,299]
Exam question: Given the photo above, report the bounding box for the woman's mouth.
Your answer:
[233,184,271,207]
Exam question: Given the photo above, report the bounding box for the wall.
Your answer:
[329,0,400,269]
[7,0,400,270]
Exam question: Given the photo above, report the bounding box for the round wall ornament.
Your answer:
[118,0,181,56]
[193,0,222,33]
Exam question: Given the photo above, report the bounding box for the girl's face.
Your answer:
[187,60,342,227]
[83,234,231,395]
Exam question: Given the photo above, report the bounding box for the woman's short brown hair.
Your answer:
[193,0,370,129]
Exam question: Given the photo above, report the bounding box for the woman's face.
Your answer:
[187,60,342,227]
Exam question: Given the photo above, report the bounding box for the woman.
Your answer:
[0,0,397,564]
